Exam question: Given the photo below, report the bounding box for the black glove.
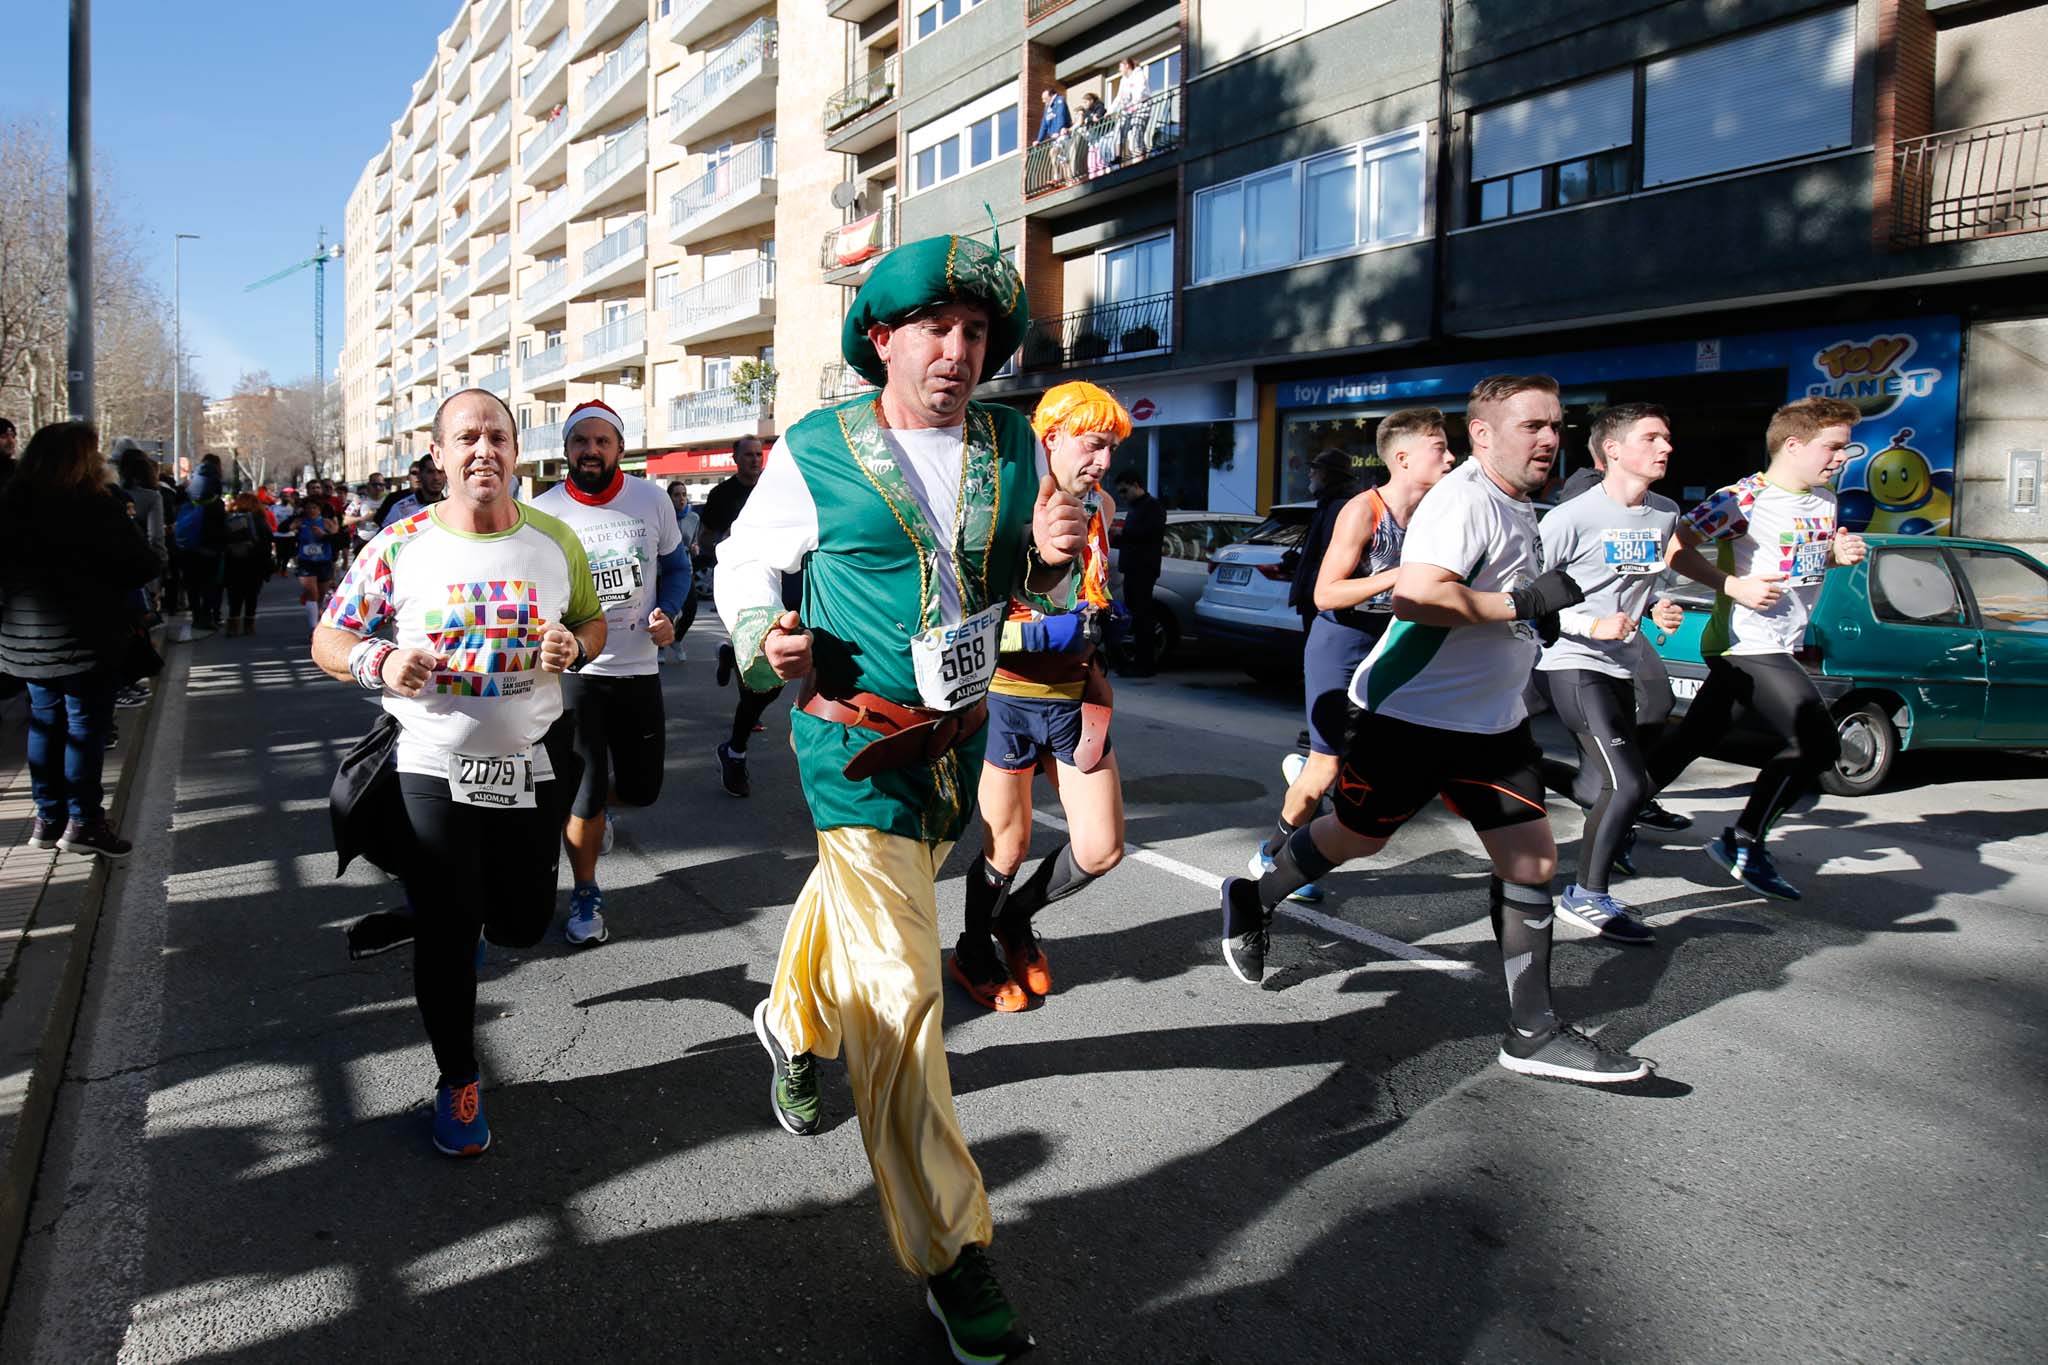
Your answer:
[1535,612,1563,646]
[1507,568,1585,622]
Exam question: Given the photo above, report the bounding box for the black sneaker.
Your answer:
[1609,825,1638,878]
[716,641,735,688]
[1220,877,1271,985]
[1636,800,1692,831]
[1498,1023,1650,1084]
[927,1244,1034,1364]
[716,741,751,798]
[26,816,60,850]
[57,815,131,861]
[114,685,150,708]
[752,999,820,1135]
[346,908,417,960]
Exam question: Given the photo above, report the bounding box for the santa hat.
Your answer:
[565,399,625,441]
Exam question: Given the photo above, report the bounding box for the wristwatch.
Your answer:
[567,636,590,672]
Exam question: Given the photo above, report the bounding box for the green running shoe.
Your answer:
[926,1244,1034,1364]
[752,999,820,1135]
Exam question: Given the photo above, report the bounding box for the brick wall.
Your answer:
[1873,0,1937,252]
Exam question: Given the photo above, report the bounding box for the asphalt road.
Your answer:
[4,604,2045,1364]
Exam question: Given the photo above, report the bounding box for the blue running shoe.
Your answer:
[1286,882,1325,904]
[565,887,609,946]
[432,1074,490,1157]
[1556,884,1655,945]
[1247,844,1276,879]
[1707,827,1802,901]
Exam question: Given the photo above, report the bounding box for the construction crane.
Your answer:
[245,228,344,473]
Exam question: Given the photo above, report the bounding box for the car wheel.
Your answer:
[1821,698,1898,797]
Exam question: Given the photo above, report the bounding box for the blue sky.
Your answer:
[4,0,457,397]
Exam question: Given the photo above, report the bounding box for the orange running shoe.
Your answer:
[995,921,1052,997]
[948,944,1028,1013]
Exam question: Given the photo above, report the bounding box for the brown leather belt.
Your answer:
[797,678,988,781]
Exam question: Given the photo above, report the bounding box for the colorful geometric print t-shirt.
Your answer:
[1350,456,1544,735]
[530,472,682,677]
[1681,472,1837,658]
[321,504,602,778]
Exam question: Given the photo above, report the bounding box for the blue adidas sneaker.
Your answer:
[565,887,609,946]
[1707,827,1802,901]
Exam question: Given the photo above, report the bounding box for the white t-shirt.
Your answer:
[531,473,682,676]
[1682,473,1837,657]
[321,505,601,777]
[1350,457,1543,734]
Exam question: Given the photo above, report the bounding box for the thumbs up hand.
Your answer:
[1032,472,1086,567]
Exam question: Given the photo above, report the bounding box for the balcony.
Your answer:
[667,258,775,345]
[480,0,510,45]
[395,361,414,387]
[521,27,572,118]
[410,246,439,288]
[819,361,876,402]
[520,187,573,254]
[573,309,646,380]
[669,384,770,444]
[474,108,512,177]
[824,56,898,156]
[442,211,473,255]
[473,299,512,349]
[574,0,643,59]
[445,151,474,198]
[377,417,395,441]
[1021,291,1172,370]
[522,341,568,388]
[441,267,471,307]
[520,260,570,322]
[442,322,472,359]
[417,343,440,375]
[475,173,514,232]
[444,35,474,100]
[668,137,776,246]
[575,23,649,140]
[374,211,392,248]
[480,364,512,398]
[523,110,572,181]
[668,19,778,149]
[375,292,393,323]
[577,118,648,216]
[375,372,394,401]
[373,171,392,209]
[373,253,392,287]
[522,0,566,48]
[819,203,898,281]
[1892,114,2048,248]
[375,333,393,360]
[1024,85,1182,200]
[669,0,758,47]
[445,93,475,152]
[397,312,419,345]
[577,214,648,298]
[474,235,513,290]
[416,298,439,334]
[409,399,437,432]
[1026,0,1153,45]
[476,41,513,111]
[523,420,565,461]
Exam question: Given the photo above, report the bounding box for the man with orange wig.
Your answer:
[950,382,1128,1012]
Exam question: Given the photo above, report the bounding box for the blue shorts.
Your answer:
[1303,612,1384,756]
[984,692,1108,772]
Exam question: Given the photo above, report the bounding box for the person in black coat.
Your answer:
[1111,467,1167,676]
[0,423,161,858]
[1288,449,1362,633]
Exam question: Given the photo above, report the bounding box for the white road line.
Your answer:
[1029,809,1481,976]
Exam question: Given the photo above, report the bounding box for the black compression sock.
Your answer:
[1490,876,1558,1035]
[1000,843,1099,926]
[963,856,1013,946]
[1265,817,1298,858]
[1257,826,1337,908]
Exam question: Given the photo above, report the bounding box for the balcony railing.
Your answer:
[477,41,511,98]
[1021,291,1173,370]
[523,342,567,384]
[479,365,511,397]
[583,214,647,277]
[824,55,896,132]
[1892,114,2048,248]
[442,324,471,357]
[377,417,395,441]
[525,420,565,458]
[417,345,439,374]
[671,384,768,436]
[1027,0,1078,19]
[582,22,647,112]
[669,258,774,335]
[582,119,648,196]
[819,203,898,269]
[473,299,511,343]
[521,189,572,247]
[376,335,393,360]
[446,151,474,193]
[475,235,511,278]
[481,0,507,30]
[442,268,470,304]
[1023,85,1183,198]
[668,19,777,136]
[395,362,415,386]
[582,309,646,363]
[819,361,875,402]
[671,137,775,232]
[523,110,570,172]
[526,260,568,311]
[522,29,571,107]
[442,211,472,248]
[522,0,549,27]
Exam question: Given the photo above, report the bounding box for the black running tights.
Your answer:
[1547,670,1648,894]
[1648,652,1840,839]
[729,681,783,753]
[397,772,565,1084]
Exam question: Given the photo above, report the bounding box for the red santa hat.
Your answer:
[565,399,625,441]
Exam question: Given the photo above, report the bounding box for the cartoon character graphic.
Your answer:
[1834,428,1953,536]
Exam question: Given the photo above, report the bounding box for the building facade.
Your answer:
[344,0,2048,553]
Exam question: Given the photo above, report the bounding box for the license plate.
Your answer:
[1217,565,1251,586]
[1669,676,1702,700]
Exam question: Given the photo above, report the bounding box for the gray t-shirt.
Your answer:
[1537,485,1679,680]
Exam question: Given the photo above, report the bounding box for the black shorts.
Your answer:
[294,558,335,583]
[1333,711,1547,839]
[562,672,666,817]
[984,691,1108,772]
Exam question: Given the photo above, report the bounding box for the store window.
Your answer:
[1156,421,1233,510]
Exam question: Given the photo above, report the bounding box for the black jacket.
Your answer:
[1288,482,1359,613]
[0,483,159,676]
[1115,491,1166,582]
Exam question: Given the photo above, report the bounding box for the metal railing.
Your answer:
[582,119,648,195]
[479,365,511,397]
[825,55,897,132]
[522,342,567,384]
[819,361,875,402]
[475,236,512,278]
[1027,0,1079,20]
[1021,291,1172,370]
[523,111,570,171]
[582,22,647,112]
[669,19,777,133]
[671,138,775,230]
[582,309,646,361]
[1024,85,1183,198]
[669,258,775,333]
[525,260,569,312]
[522,28,570,105]
[525,420,565,456]
[819,202,897,269]
[1892,113,2048,247]
[582,214,647,277]
[671,384,768,434]
[477,41,511,98]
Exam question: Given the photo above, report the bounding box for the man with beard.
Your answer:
[378,454,446,530]
[531,400,687,946]
[1220,374,1652,1085]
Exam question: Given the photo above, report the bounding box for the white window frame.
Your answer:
[1095,230,1175,303]
[910,0,989,46]
[907,85,1022,196]
[1190,123,1429,286]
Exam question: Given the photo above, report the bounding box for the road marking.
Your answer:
[1029,810,1481,976]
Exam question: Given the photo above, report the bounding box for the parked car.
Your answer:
[1192,502,1318,681]
[1652,533,2048,794]
[1107,509,1261,667]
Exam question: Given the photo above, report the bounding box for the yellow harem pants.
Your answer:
[764,825,994,1276]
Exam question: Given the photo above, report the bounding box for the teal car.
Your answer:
[1653,534,2048,795]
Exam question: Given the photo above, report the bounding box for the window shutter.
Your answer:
[1642,6,1855,189]
[1471,70,1633,183]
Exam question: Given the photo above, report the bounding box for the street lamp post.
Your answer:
[173,233,199,476]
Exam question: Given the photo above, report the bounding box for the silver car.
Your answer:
[1108,510,1262,666]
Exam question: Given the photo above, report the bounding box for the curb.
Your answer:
[0,652,170,1308]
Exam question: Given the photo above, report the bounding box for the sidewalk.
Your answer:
[0,664,166,1305]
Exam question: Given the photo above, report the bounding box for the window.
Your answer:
[1642,6,1853,189]
[1100,233,1172,303]
[908,87,1022,194]
[655,265,680,309]
[913,0,986,43]
[1470,70,1633,222]
[1142,49,1182,95]
[1956,550,2048,634]
[1192,126,1426,283]
[1869,549,1965,627]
